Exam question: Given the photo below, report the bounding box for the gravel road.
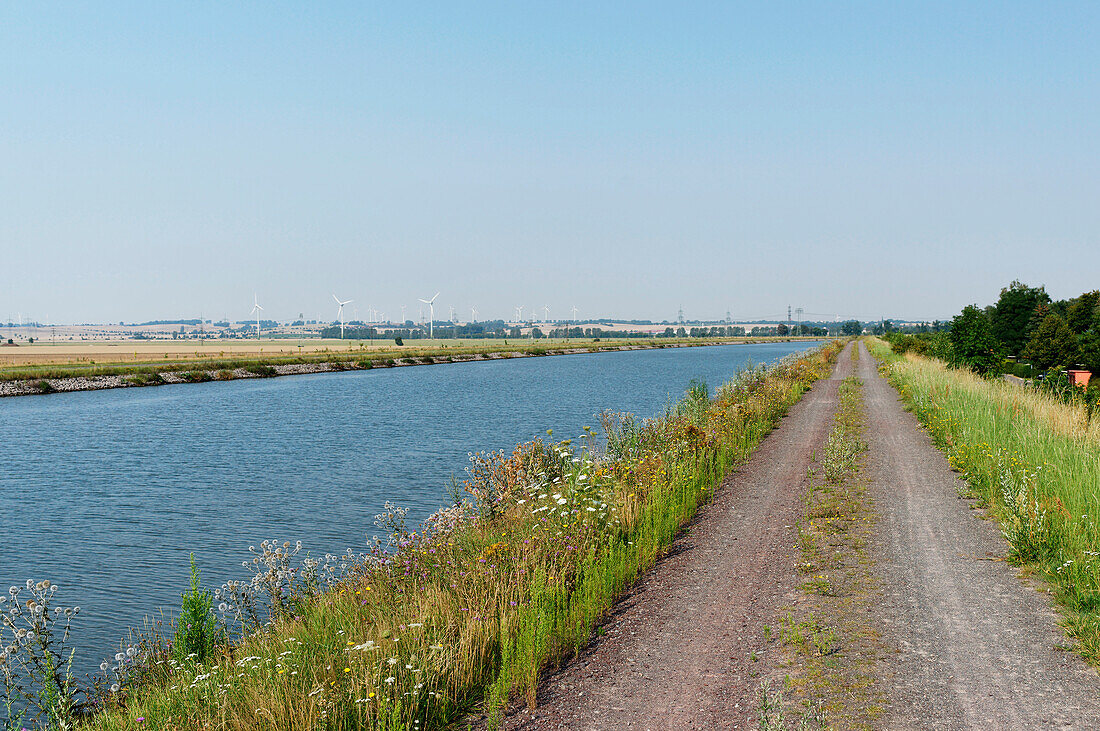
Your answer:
[498,342,1100,729]
[858,341,1100,728]
[503,345,857,729]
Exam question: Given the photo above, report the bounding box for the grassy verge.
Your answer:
[866,337,1100,664]
[763,367,884,730]
[42,342,843,730]
[0,338,799,384]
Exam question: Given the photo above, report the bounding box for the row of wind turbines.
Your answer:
[247,292,580,340]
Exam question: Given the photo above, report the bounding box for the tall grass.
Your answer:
[30,343,842,731]
[867,338,1100,663]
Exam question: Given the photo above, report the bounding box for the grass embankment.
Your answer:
[0,338,780,384]
[79,342,842,730]
[867,337,1100,664]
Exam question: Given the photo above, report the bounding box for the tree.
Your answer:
[1066,291,1100,334]
[1023,313,1079,370]
[1025,301,1050,344]
[949,305,1001,375]
[1079,330,1100,374]
[991,281,1050,356]
[1082,303,1100,373]
[841,320,862,336]
[776,323,789,336]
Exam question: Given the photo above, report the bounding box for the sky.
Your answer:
[2,2,1098,325]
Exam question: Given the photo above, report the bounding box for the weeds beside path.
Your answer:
[858,341,1100,727]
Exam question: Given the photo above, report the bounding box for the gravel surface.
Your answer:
[858,342,1100,728]
[501,346,856,729]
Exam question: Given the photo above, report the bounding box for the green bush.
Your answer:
[172,554,222,663]
[244,364,276,377]
[1010,362,1035,378]
[35,379,55,393]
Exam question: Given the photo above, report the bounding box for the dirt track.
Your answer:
[858,341,1100,728]
[504,345,857,730]
[500,341,1100,729]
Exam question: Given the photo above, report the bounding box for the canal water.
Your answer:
[0,341,820,679]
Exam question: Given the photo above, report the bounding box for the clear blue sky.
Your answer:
[3,2,1098,324]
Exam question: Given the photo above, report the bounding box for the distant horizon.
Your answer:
[2,313,947,329]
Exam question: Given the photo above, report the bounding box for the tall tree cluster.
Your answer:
[951,282,1100,374]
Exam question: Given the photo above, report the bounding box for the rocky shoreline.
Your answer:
[0,342,719,399]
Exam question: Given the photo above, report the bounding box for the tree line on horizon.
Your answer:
[318,322,835,340]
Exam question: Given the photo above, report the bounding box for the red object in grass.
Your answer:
[1067,370,1092,388]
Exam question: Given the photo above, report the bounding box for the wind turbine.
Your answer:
[517,305,524,323]
[333,294,353,339]
[571,305,579,323]
[400,305,407,323]
[418,292,440,339]
[543,305,551,322]
[470,306,478,323]
[251,294,263,339]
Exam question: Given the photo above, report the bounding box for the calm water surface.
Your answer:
[1,341,820,677]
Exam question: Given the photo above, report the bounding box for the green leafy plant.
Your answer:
[171,555,221,663]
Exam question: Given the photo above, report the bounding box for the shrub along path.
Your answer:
[502,344,858,729]
[857,341,1100,727]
